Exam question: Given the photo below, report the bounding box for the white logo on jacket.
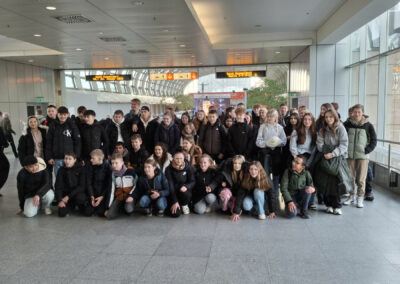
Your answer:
[63,129,72,137]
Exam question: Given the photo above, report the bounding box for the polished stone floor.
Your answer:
[1,154,400,283]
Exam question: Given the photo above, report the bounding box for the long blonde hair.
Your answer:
[241,161,270,191]
[232,155,245,184]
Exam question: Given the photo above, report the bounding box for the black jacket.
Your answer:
[134,171,170,199]
[193,166,221,203]
[18,128,47,166]
[80,122,109,160]
[41,116,56,127]
[128,146,150,175]
[55,164,86,201]
[106,120,131,154]
[0,126,9,150]
[17,168,50,210]
[45,118,81,160]
[217,158,249,196]
[133,118,159,154]
[86,160,112,199]
[165,161,196,204]
[227,122,253,158]
[199,120,228,156]
[154,122,181,154]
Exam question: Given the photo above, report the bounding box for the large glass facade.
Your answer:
[365,59,379,127]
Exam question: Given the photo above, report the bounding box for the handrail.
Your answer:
[376,139,400,145]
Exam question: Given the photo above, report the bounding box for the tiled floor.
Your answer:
[1,154,400,283]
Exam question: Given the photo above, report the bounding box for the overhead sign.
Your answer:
[86,75,132,81]
[216,71,266,79]
[150,72,198,81]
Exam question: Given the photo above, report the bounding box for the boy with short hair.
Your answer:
[86,149,112,217]
[280,155,315,219]
[81,110,109,163]
[227,107,252,159]
[114,142,130,165]
[17,156,54,217]
[343,104,377,208]
[199,109,227,163]
[55,152,88,217]
[106,153,138,220]
[46,106,81,177]
[106,110,131,156]
[128,134,150,175]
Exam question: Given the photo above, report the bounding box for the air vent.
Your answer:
[128,49,149,54]
[54,15,93,24]
[99,36,127,42]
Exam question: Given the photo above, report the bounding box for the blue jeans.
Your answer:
[193,193,216,214]
[54,159,64,177]
[286,187,312,218]
[243,189,265,215]
[139,195,167,210]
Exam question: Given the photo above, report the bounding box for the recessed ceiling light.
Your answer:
[98,32,104,35]
[104,57,109,60]
[179,44,186,47]
[275,51,281,54]
[45,6,56,10]
[132,1,144,6]
[33,34,42,37]
[28,59,34,63]
[75,48,83,51]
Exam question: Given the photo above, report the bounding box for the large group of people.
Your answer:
[0,98,377,221]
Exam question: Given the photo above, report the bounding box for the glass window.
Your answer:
[366,18,380,58]
[65,76,75,88]
[388,3,400,50]
[81,78,91,90]
[350,66,360,105]
[97,81,105,91]
[385,52,400,147]
[351,29,361,63]
[109,82,117,93]
[365,59,379,128]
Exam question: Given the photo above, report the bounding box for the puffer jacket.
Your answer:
[55,164,86,201]
[280,168,314,204]
[192,166,222,203]
[316,123,348,158]
[343,117,377,160]
[106,119,131,154]
[165,160,195,204]
[80,121,109,160]
[154,122,180,154]
[86,160,112,199]
[199,120,228,156]
[18,128,47,165]
[45,118,81,160]
[135,171,170,199]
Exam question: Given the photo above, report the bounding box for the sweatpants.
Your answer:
[24,190,54,218]
[348,159,369,197]
[107,199,134,220]
[58,192,89,217]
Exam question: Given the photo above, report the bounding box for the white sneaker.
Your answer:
[356,197,364,208]
[258,214,266,220]
[333,208,342,215]
[326,207,334,214]
[182,205,190,215]
[44,208,52,215]
[205,206,212,213]
[343,195,355,206]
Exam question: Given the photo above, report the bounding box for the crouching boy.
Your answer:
[280,155,315,219]
[86,149,112,217]
[17,156,54,217]
[55,152,88,217]
[105,153,138,220]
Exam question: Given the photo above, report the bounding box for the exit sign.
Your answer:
[37,97,44,102]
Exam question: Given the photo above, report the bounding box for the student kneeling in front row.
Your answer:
[280,155,315,219]
[105,153,137,220]
[17,156,54,217]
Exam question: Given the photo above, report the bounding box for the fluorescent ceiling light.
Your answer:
[33,34,42,37]
[45,6,56,10]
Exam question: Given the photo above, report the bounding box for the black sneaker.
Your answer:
[144,208,152,217]
[300,210,311,219]
[365,192,374,201]
[309,203,317,210]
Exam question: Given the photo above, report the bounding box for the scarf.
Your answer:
[113,164,127,177]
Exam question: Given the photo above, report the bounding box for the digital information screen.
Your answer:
[86,75,132,81]
[150,72,198,81]
[216,71,266,78]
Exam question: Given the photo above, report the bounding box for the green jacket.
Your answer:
[280,168,313,204]
[343,117,377,160]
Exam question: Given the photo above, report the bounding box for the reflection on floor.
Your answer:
[1,154,400,283]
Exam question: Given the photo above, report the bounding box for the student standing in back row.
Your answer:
[227,107,252,159]
[343,104,376,208]
[46,106,81,177]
